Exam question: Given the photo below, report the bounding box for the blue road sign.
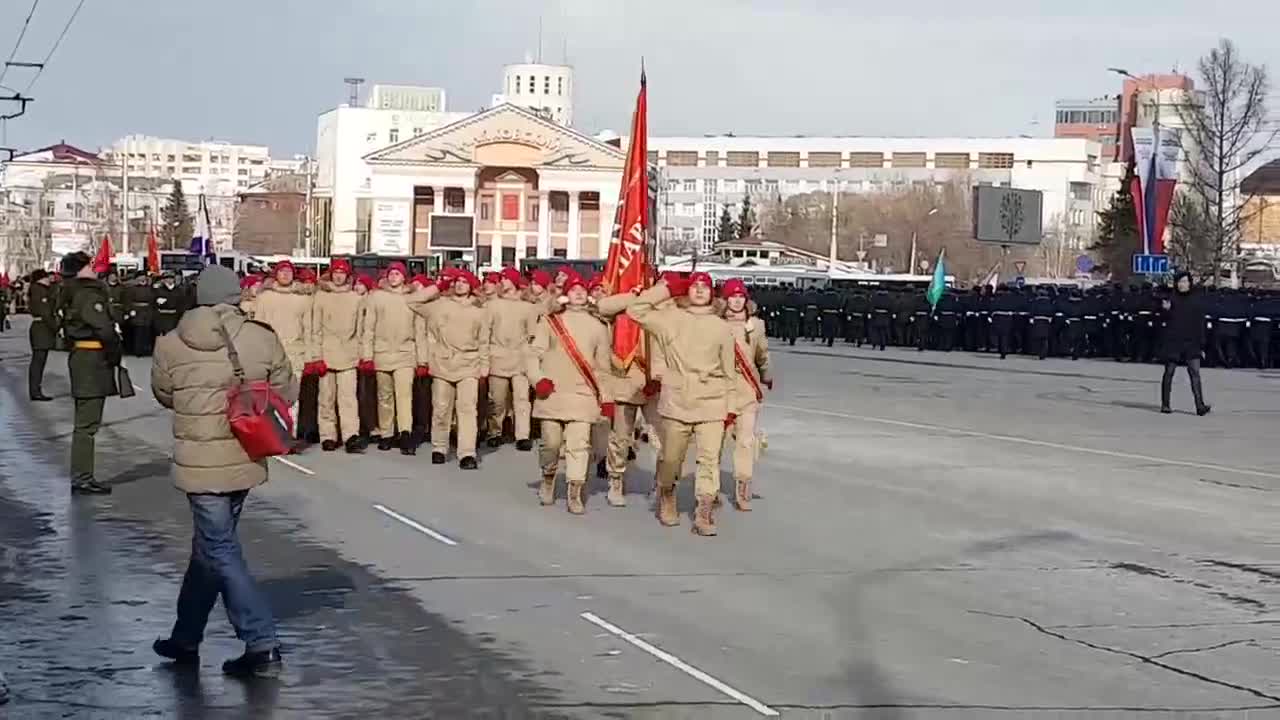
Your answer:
[1014,275,1026,288]
[1131,254,1170,275]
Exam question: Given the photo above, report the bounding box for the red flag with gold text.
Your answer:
[92,234,113,274]
[601,68,649,371]
[146,226,162,275]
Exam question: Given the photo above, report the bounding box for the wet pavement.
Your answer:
[3,318,1280,719]
[0,341,569,718]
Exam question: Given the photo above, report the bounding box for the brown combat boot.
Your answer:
[567,483,585,515]
[692,494,718,536]
[538,475,555,506]
[606,476,626,507]
[656,485,679,526]
[733,478,752,512]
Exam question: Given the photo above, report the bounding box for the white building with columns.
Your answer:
[337,103,623,268]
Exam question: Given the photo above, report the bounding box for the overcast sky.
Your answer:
[2,0,1278,156]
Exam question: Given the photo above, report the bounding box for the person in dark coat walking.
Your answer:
[1160,271,1211,416]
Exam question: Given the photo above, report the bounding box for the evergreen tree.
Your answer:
[737,194,754,239]
[1089,161,1139,282]
[159,182,193,250]
[717,204,738,244]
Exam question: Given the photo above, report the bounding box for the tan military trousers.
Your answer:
[433,377,479,458]
[540,419,591,486]
[319,368,359,442]
[606,403,643,478]
[658,419,724,497]
[487,374,531,440]
[376,367,414,437]
[722,403,759,482]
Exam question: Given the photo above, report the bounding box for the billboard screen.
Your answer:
[429,215,475,249]
[972,186,1044,245]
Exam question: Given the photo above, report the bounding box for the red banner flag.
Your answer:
[601,67,649,371]
[146,226,162,275]
[92,234,113,274]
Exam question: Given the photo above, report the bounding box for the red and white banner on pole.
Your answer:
[1130,126,1180,255]
[601,66,650,371]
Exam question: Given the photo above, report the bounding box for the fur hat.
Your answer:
[196,265,242,307]
[60,252,92,277]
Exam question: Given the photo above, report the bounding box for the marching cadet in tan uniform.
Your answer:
[312,258,366,454]
[525,270,552,320]
[485,267,535,451]
[481,272,501,303]
[528,271,612,513]
[360,262,428,455]
[253,261,315,390]
[409,268,491,469]
[717,279,772,511]
[239,274,262,319]
[606,272,736,536]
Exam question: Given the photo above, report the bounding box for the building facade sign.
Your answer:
[371,200,411,255]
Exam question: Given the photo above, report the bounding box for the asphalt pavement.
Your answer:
[1,316,1278,719]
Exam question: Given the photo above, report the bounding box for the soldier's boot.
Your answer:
[344,435,366,454]
[733,478,752,512]
[567,483,586,515]
[692,495,718,536]
[398,431,416,456]
[595,457,608,479]
[72,479,112,496]
[657,485,679,527]
[538,474,556,506]
[606,476,626,507]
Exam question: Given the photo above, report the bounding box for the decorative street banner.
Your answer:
[372,200,412,255]
[1130,126,1180,255]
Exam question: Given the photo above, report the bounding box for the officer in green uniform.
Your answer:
[27,270,58,401]
[60,251,120,496]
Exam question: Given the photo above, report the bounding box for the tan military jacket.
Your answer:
[527,303,611,422]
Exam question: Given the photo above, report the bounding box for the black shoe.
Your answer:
[377,437,395,451]
[459,456,478,470]
[321,440,340,452]
[596,458,608,479]
[71,479,112,495]
[344,436,366,454]
[153,638,199,666]
[515,439,533,452]
[1160,406,1173,414]
[1196,405,1212,417]
[29,393,52,402]
[222,648,283,679]
[305,431,320,444]
[399,432,416,456]
[431,452,446,465]
[487,436,503,449]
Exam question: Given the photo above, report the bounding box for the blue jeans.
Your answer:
[170,491,278,653]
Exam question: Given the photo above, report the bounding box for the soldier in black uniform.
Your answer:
[59,252,122,495]
[802,287,820,341]
[27,270,58,401]
[911,291,932,351]
[104,272,125,327]
[844,291,868,346]
[934,290,961,351]
[819,289,842,347]
[124,274,155,356]
[0,278,10,332]
[152,271,186,337]
[1060,288,1086,360]
[781,288,802,346]
[1248,292,1275,369]
[989,285,1015,359]
[1082,289,1104,358]
[1028,288,1055,359]
[1211,289,1247,368]
[869,288,892,350]
[1131,284,1158,363]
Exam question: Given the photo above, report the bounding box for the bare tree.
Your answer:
[1166,190,1220,277]
[1176,38,1278,279]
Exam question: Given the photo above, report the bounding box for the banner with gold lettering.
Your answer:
[602,67,649,371]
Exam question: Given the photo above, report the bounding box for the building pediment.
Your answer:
[365,103,625,171]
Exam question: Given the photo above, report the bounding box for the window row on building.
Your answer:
[1055,109,1119,125]
[509,75,566,97]
[649,150,1017,170]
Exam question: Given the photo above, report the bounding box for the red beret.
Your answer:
[561,270,587,293]
[329,258,352,275]
[500,267,522,285]
[453,269,481,291]
[385,261,408,278]
[720,278,748,298]
[274,260,295,276]
[689,271,712,288]
[530,270,552,289]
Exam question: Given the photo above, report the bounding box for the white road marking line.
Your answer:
[579,611,779,717]
[770,402,1280,481]
[372,504,458,546]
[131,383,144,393]
[271,456,316,476]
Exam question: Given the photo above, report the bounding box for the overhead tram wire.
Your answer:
[0,0,41,88]
[22,0,86,94]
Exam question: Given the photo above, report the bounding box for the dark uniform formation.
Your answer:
[754,282,1280,369]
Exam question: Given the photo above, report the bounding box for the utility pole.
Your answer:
[304,155,314,256]
[827,180,840,277]
[121,154,129,255]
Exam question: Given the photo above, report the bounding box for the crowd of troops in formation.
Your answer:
[751,282,1279,369]
[10,259,772,536]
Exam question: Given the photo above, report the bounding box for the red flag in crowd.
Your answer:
[92,234,114,274]
[147,226,162,275]
[601,65,649,371]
